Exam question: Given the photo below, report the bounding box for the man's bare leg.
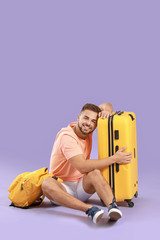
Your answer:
[82,169,122,221]
[82,169,114,207]
[41,177,93,212]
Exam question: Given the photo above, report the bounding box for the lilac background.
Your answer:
[0,1,160,239]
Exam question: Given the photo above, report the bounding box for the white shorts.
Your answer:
[50,177,93,206]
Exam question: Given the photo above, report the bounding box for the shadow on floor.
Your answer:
[31,199,118,228]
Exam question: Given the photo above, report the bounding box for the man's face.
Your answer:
[77,110,98,135]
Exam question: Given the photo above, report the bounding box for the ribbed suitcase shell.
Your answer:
[97,112,138,203]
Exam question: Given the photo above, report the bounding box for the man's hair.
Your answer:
[80,103,101,114]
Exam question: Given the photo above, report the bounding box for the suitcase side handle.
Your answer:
[115,145,119,172]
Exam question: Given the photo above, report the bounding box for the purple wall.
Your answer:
[1,1,159,173]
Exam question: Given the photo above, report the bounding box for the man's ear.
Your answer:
[77,114,80,121]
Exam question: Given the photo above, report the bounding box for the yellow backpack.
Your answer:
[8,167,63,208]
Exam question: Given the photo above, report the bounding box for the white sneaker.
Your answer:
[86,207,104,224]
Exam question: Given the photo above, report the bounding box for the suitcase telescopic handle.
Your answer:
[117,111,124,115]
[128,114,135,121]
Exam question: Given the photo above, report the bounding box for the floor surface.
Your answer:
[1,156,160,240]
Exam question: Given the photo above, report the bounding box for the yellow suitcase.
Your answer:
[97,111,138,207]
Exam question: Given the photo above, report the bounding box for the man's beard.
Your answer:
[78,122,94,135]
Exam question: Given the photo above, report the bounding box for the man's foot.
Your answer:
[108,198,122,221]
[86,207,104,224]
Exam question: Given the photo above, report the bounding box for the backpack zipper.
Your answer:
[21,179,27,190]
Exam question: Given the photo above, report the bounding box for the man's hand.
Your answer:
[98,103,113,119]
[98,111,112,119]
[113,146,132,164]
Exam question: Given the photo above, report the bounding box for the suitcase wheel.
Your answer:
[125,199,134,207]
[101,198,135,207]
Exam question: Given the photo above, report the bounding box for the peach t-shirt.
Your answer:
[49,122,93,182]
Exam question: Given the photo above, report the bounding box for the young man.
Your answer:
[42,103,132,224]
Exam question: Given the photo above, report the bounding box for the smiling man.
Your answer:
[42,103,132,224]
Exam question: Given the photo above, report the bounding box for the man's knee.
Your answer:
[87,169,102,179]
[41,177,57,194]
[86,169,108,188]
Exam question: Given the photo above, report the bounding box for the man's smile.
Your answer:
[82,124,92,130]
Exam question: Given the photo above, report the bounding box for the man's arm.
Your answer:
[98,102,113,119]
[68,147,132,174]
